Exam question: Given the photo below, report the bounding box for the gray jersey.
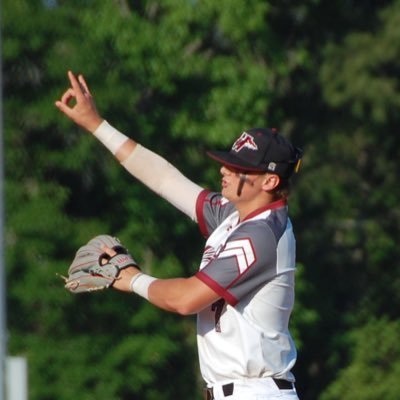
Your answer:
[195,190,297,385]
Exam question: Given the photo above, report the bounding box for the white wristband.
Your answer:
[129,273,157,300]
[93,120,129,155]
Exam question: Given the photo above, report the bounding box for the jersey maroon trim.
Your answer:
[242,198,287,222]
[196,189,212,238]
[196,270,238,306]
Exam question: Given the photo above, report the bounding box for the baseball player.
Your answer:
[56,71,303,400]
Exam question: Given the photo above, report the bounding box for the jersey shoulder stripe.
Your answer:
[196,191,235,238]
[196,189,212,237]
[196,270,238,305]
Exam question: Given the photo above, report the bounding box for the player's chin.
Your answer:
[221,187,235,201]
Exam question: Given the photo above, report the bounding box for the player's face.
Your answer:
[220,165,266,201]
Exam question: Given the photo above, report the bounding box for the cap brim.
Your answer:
[207,150,266,172]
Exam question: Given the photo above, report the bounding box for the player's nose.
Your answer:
[220,165,231,175]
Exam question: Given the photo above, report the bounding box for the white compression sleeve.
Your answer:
[121,144,203,222]
[93,120,129,154]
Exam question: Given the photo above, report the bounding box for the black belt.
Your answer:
[204,379,293,399]
[204,383,233,400]
[273,378,294,390]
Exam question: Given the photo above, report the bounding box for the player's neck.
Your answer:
[235,193,279,221]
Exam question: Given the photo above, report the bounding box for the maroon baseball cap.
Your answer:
[207,128,303,178]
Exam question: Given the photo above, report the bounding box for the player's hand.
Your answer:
[102,245,141,292]
[101,244,117,258]
[55,70,104,133]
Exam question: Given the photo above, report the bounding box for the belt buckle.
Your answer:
[203,387,213,400]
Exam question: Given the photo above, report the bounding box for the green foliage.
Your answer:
[3,0,400,399]
[320,1,400,122]
[321,318,400,400]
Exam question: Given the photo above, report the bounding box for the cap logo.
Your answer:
[268,162,277,171]
[232,132,258,153]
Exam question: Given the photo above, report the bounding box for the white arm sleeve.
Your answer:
[121,144,203,222]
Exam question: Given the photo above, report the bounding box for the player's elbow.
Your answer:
[179,304,202,315]
[162,295,206,315]
[165,300,198,316]
[149,276,215,315]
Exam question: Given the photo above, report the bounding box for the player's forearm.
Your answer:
[121,145,202,220]
[114,268,195,314]
[114,139,137,162]
[92,121,202,220]
[91,120,137,160]
[117,268,217,315]
[147,277,206,315]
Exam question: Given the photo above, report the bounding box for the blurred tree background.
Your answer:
[2,0,400,399]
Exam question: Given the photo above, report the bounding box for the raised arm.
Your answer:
[55,71,203,220]
[55,71,136,160]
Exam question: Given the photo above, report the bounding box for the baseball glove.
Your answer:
[61,234,138,293]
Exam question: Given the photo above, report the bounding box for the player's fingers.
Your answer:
[59,88,76,105]
[55,99,74,117]
[67,70,86,100]
[102,245,117,257]
[78,74,91,95]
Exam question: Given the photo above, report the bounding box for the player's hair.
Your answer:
[271,178,291,200]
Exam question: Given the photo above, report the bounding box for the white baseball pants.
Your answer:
[209,377,299,400]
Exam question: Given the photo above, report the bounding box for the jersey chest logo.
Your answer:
[200,244,224,269]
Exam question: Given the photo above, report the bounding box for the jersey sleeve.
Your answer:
[196,191,236,238]
[196,220,289,306]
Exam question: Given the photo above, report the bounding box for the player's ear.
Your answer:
[261,173,280,191]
